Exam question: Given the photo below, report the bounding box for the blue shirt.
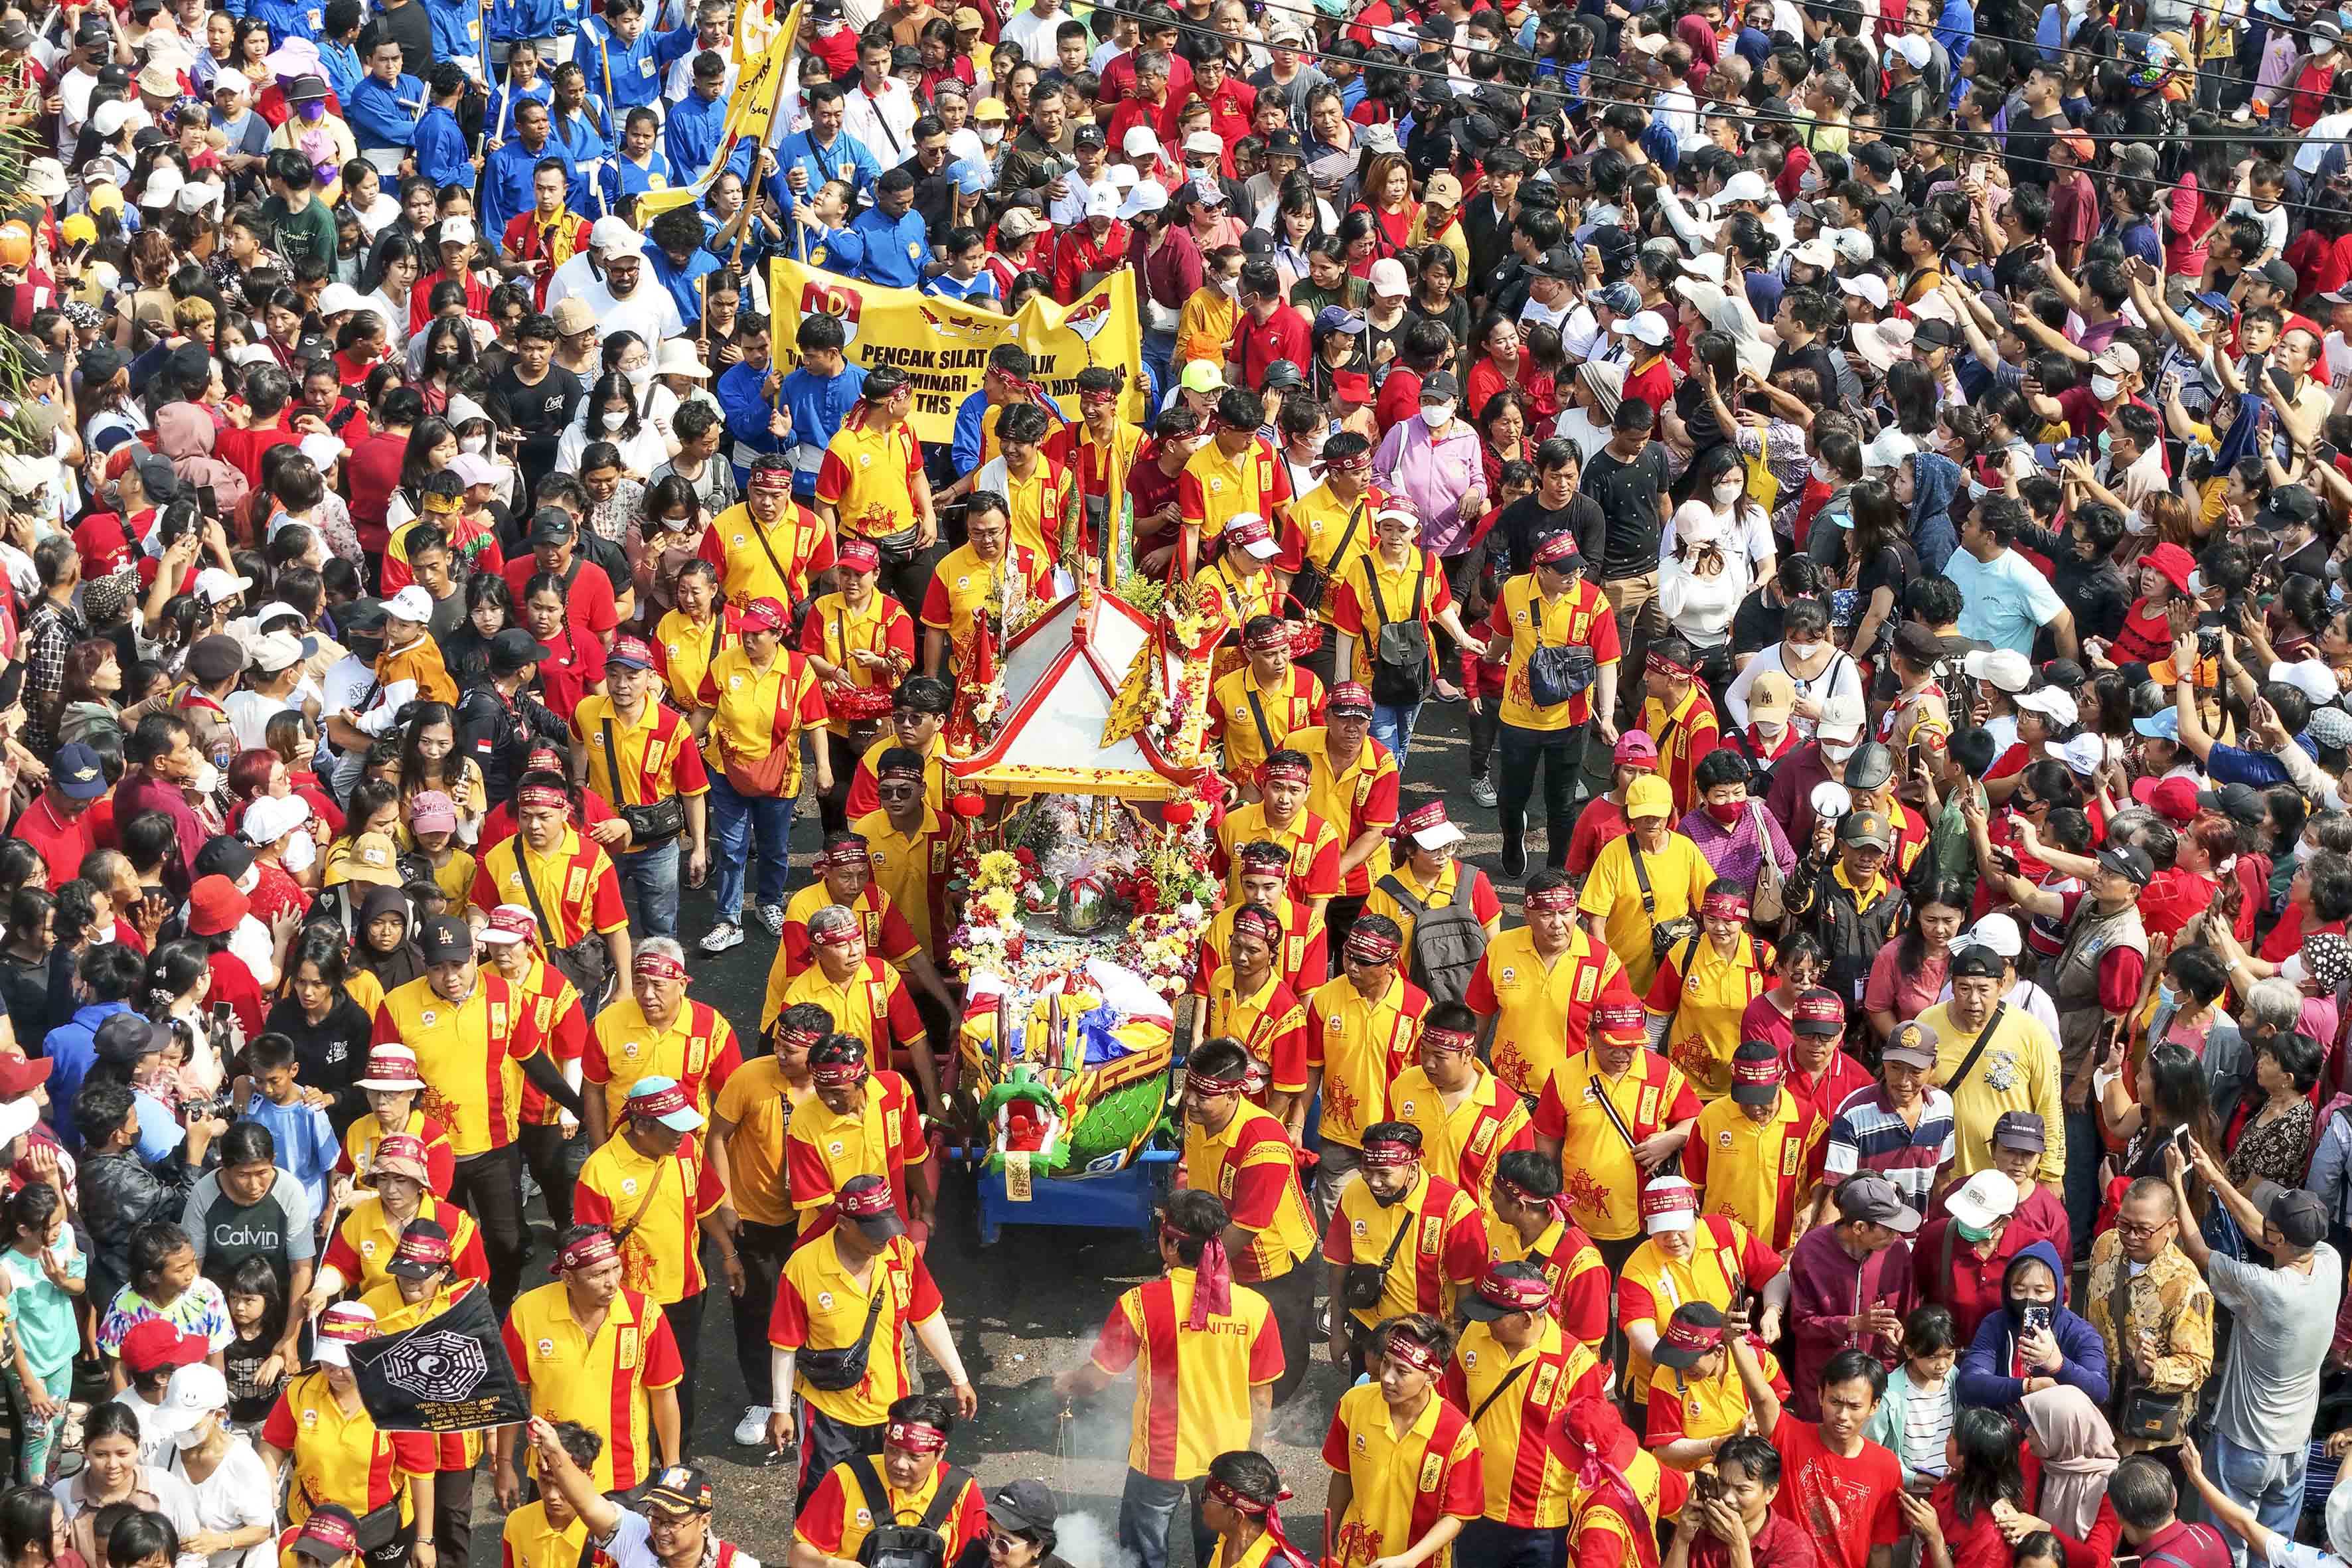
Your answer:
[801,222,865,274]
[949,386,992,475]
[244,0,319,45]
[925,270,999,305]
[848,203,928,288]
[649,244,721,330]
[777,362,868,497]
[484,77,553,143]
[578,14,698,112]
[599,148,675,214]
[481,136,567,243]
[240,1092,341,1215]
[775,128,882,208]
[318,39,364,102]
[489,0,580,44]
[346,71,426,151]
[663,86,730,181]
[717,359,785,480]
[1948,546,2066,657]
[422,0,487,74]
[131,1088,184,1166]
[412,103,473,190]
[2207,743,2294,789]
[547,106,613,213]
[40,1000,127,1151]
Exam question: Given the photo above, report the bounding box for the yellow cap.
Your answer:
[85,183,123,216]
[972,96,1008,120]
[1625,775,1674,821]
[60,214,96,246]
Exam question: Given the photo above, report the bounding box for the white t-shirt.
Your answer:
[170,1439,277,1568]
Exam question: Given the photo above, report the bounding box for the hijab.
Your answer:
[2021,1385,2118,1537]
[351,884,423,992]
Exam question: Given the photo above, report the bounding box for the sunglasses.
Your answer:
[878,783,919,800]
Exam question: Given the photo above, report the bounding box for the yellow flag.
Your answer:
[732,0,777,66]
[639,0,802,224]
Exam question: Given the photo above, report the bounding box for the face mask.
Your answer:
[283,828,316,874]
[298,100,324,121]
[625,363,652,386]
[980,124,1004,144]
[2090,374,2120,401]
[601,410,628,431]
[1706,799,1746,824]
[191,761,220,794]
[2156,980,2177,1012]
[2296,838,2318,863]
[172,1421,210,1450]
[1218,277,1239,299]
[1713,477,1745,505]
[1821,740,1857,765]
[1967,479,1990,499]
[1810,457,1834,483]
[1420,401,1456,428]
[460,434,486,453]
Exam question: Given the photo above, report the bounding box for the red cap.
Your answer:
[1333,369,1371,401]
[1328,681,1373,715]
[120,1319,208,1374]
[741,597,789,633]
[1592,1000,1648,1037]
[0,1054,53,1097]
[1794,990,1846,1027]
[1660,1312,1726,1356]
[838,1176,898,1219]
[187,874,248,937]
[2144,540,2195,595]
[837,538,881,573]
[2133,773,2200,825]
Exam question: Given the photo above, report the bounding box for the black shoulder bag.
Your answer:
[1632,839,1699,963]
[2109,1259,2191,1445]
[1290,497,1365,615]
[1364,557,1433,708]
[513,836,615,1009]
[1342,1208,1417,1310]
[1243,687,1279,761]
[1525,590,1597,710]
[797,1285,889,1392]
[601,716,686,845]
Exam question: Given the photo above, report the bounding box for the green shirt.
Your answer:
[1,1242,84,1381]
[261,194,339,270]
[1931,781,1986,886]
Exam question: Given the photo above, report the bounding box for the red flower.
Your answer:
[1135,887,1162,914]
[1014,846,1037,868]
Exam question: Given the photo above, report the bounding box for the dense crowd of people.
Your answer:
[9,0,2352,1563]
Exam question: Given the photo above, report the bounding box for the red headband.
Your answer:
[1229,906,1283,945]
[776,1025,825,1054]
[516,785,567,811]
[395,1231,453,1265]
[1662,1316,1725,1355]
[1524,886,1575,913]
[1379,1334,1440,1374]
[1160,1223,1233,1329]
[1204,1480,1293,1518]
[634,953,687,982]
[1701,892,1751,922]
[1344,928,1401,964]
[1422,1026,1476,1055]
[748,468,791,495]
[1237,843,1291,872]
[877,759,925,782]
[553,1230,620,1274]
[811,920,862,948]
[1497,1173,1569,1225]
[1245,622,1291,653]
[1648,650,1698,678]
[811,1058,866,1085]
[1259,758,1310,785]
[886,1421,947,1454]
[818,840,871,871]
[1475,1271,1553,1313]
[1358,1137,1417,1169]
[1188,1068,1249,1097]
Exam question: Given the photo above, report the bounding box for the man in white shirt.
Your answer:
[560,226,684,348]
[1000,0,1070,62]
[842,31,915,164]
[226,631,309,751]
[661,0,733,102]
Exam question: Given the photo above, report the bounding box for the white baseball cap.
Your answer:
[1121,124,1161,159]
[2043,732,2104,777]
[1838,272,1891,309]
[1612,309,1672,347]
[1959,912,2023,959]
[449,451,501,488]
[193,567,251,605]
[1368,258,1410,299]
[242,792,313,847]
[1816,695,1867,743]
[1084,183,1121,222]
[1963,647,2033,693]
[2272,657,2341,704]
[1719,169,1772,206]
[245,630,306,676]
[354,1044,428,1091]
[384,586,435,624]
[1184,130,1222,155]
[1944,1169,2021,1233]
[1893,33,1931,69]
[589,214,638,252]
[1119,180,1168,220]
[438,216,476,247]
[477,904,538,946]
[297,433,347,471]
[2015,686,2080,727]
[1642,1175,1699,1233]
[153,1364,229,1439]
[316,281,369,318]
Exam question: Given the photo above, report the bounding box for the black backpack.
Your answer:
[1377,868,1487,1003]
[846,1453,971,1568]
[1363,558,1433,708]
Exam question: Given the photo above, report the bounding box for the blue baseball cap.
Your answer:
[50,742,106,800]
[2192,289,2239,319]
[2132,708,2180,740]
[624,1075,705,1132]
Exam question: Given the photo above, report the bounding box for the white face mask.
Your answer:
[172,1419,212,1450]
[980,123,1004,145]
[2296,838,2319,864]
[460,433,487,453]
[601,410,629,431]
[1420,401,1456,428]
[1218,276,1239,298]
[625,362,653,386]
[2090,374,2120,401]
[1810,457,1834,483]
[1820,740,1858,765]
[283,828,316,874]
[191,761,220,795]
[1713,477,1744,504]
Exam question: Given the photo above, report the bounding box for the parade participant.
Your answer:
[1198,842,1328,1000]
[919,492,1054,682]
[1215,751,1342,920]
[1318,1315,1484,1568]
[1180,1038,1318,1408]
[854,747,953,968]
[495,1223,682,1503]
[307,1133,489,1306]
[843,678,954,819]
[368,915,578,1310]
[526,1419,761,1568]
[1387,1001,1531,1212]
[1645,884,1774,1103]
[700,455,836,613]
[1579,775,1714,996]
[572,1076,736,1446]
[1486,535,1621,878]
[1564,1396,1689,1568]
[1639,637,1723,820]
[1646,1302,1791,1470]
[468,775,632,1015]
[1444,1261,1607,1567]
[582,941,744,1144]
[1617,1175,1788,1417]
[259,1302,439,1566]
[802,539,917,835]
[1054,1190,1285,1568]
[496,1424,599,1568]
[785,1033,932,1236]
[1531,997,1701,1275]
[1321,1122,1489,1377]
[711,1004,824,1448]
[1196,905,1310,1127]
[571,635,710,941]
[354,1221,487,1568]
[694,597,831,957]
[764,904,935,1111]
[1469,868,1638,1101]
[1302,915,1432,1220]
[336,1044,457,1195]
[1486,1148,1611,1352]
[1284,689,1403,958]
[812,369,937,608]
[1364,800,1501,989]
[1210,616,1326,795]
[1200,1451,1315,1568]
[790,1395,988,1568]
[766,1174,974,1479]
[774,832,952,1012]
[469,905,591,1232]
[1783,1175,1921,1417]
[1684,1042,1830,1252]
[1180,386,1293,579]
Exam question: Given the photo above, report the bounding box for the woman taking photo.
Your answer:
[54,1405,204,1566]
[698,597,829,955]
[1658,503,1752,662]
[258,1303,438,1568]
[2094,1038,2217,1226]
[625,477,706,623]
[267,930,376,1129]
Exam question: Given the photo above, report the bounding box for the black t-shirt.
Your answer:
[1579,441,1669,580]
[264,992,372,1131]
[488,364,584,471]
[190,1172,304,1293]
[1731,584,1789,657]
[1769,340,1841,408]
[1491,493,1606,579]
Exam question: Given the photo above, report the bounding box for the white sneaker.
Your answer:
[753,903,786,936]
[733,1405,771,1446]
[700,922,745,954]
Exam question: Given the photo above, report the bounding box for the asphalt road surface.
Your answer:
[479,699,1519,1568]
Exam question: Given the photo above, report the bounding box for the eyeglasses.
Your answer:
[2113,1216,2174,1238]
[878,783,919,801]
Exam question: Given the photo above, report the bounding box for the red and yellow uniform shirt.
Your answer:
[1180,434,1292,550]
[769,1231,944,1427]
[1489,574,1619,731]
[1215,802,1343,906]
[1644,1342,1792,1465]
[501,1280,682,1493]
[1683,1089,1828,1251]
[1087,1268,1283,1481]
[1490,1218,1612,1351]
[795,1458,986,1567]
[263,1368,438,1525]
[1183,1101,1315,1283]
[505,955,588,1129]
[500,1500,586,1568]
[698,498,836,605]
[917,542,1054,663]
[698,646,830,791]
[1530,1052,1702,1242]
[1644,934,1775,1101]
[1640,683,1723,820]
[783,1068,928,1219]
[1329,547,1454,688]
[1306,973,1432,1150]
[1388,1065,1533,1213]
[776,881,923,981]
[1569,1448,1689,1568]
[1196,894,1327,998]
[320,1193,488,1300]
[798,590,918,738]
[846,732,949,819]
[1322,1168,1491,1330]
[711,1056,812,1229]
[584,998,742,1120]
[1293,726,1401,899]
[1282,481,1383,626]
[1319,1381,1485,1568]
[1465,925,1638,1101]
[855,806,951,961]
[1200,966,1310,1099]
[370,975,548,1157]
[1209,664,1327,782]
[991,453,1079,566]
[1366,858,1502,957]
[467,828,628,948]
[337,1109,457,1192]
[572,1130,728,1305]
[1440,1319,1605,1526]
[815,417,924,544]
[572,695,711,818]
[1617,1214,1784,1404]
[764,951,924,1052]
[649,605,740,714]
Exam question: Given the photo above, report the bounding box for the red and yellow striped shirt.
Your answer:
[262,1370,437,1525]
[1087,1268,1283,1481]
[1320,1383,1485,1568]
[1322,1168,1490,1330]
[1183,1102,1315,1284]
[501,1280,682,1492]
[370,974,549,1157]
[768,1231,944,1427]
[1440,1319,1606,1527]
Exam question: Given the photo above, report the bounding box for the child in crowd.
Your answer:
[238,1034,341,1214]
[1863,1304,1958,1490]
[501,1421,604,1568]
[220,1255,289,1431]
[3,1181,85,1482]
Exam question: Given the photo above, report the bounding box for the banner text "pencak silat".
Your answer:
[767,257,1150,442]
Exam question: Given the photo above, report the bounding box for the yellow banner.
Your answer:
[732,0,778,67]
[765,258,1150,443]
[639,0,801,224]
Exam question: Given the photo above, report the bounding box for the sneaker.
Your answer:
[1469,771,1497,809]
[733,1405,772,1447]
[753,903,786,936]
[1500,840,1527,880]
[700,921,745,954]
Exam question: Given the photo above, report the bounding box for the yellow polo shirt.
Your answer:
[1287,481,1377,625]
[1577,830,1713,995]
[711,1056,811,1227]
[854,805,950,959]
[1305,973,1427,1150]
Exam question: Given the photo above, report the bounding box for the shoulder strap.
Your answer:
[1630,839,1656,918]
[1409,551,1428,619]
[918,1466,973,1534]
[709,611,726,663]
[1470,1356,1537,1423]
[1322,497,1366,575]
[846,1452,902,1526]
[1940,1218,1956,1290]
[1680,928,1703,979]
[1375,1202,1415,1270]
[599,716,633,807]
[745,505,799,597]
[1942,1003,2008,1099]
[1447,867,1477,911]
[1244,686,1277,756]
[1377,874,1431,917]
[609,1152,668,1243]
[512,841,564,945]
[1364,559,1394,627]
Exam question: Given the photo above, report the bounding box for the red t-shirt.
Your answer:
[1769,1413,1904,1568]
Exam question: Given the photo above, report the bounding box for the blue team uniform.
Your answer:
[576,14,699,112]
[484,76,554,142]
[599,148,675,214]
[489,0,580,45]
[412,103,473,188]
[847,204,927,288]
[663,87,730,178]
[800,223,864,275]
[649,245,722,330]
[422,0,489,80]
[481,137,572,241]
[346,72,426,153]
[773,127,882,209]
[777,362,868,499]
[240,0,319,46]
[547,105,613,213]
[318,39,363,101]
[717,359,785,485]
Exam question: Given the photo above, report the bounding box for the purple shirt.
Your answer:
[1373,416,1485,557]
[1680,801,1798,890]
[1786,1225,1916,1420]
[113,771,206,895]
